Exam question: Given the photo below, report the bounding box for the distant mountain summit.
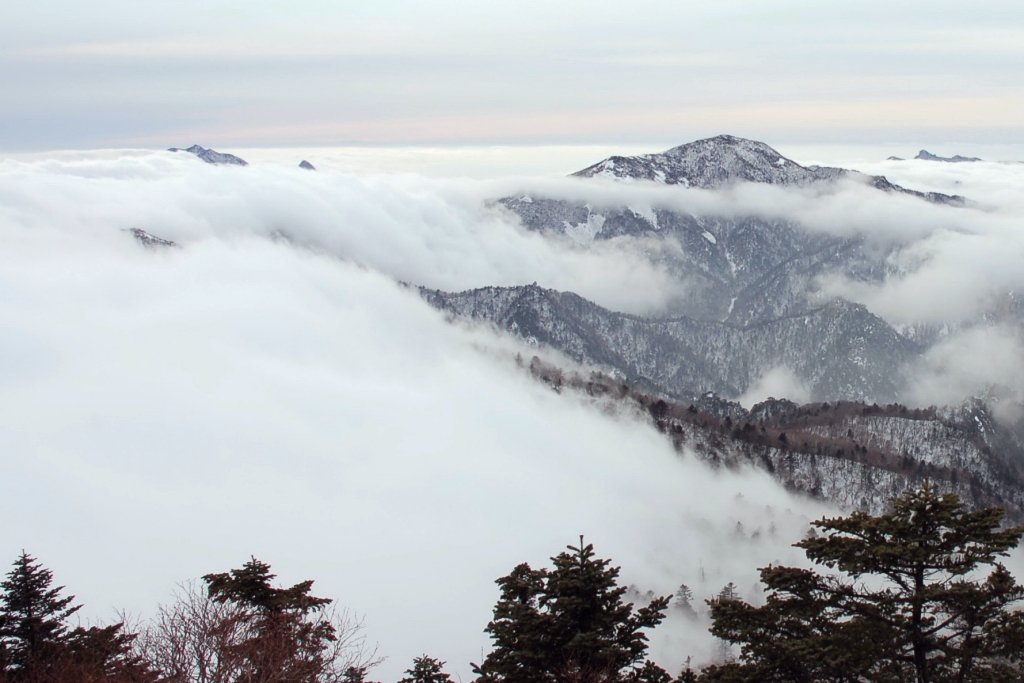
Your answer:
[168,144,248,166]
[574,134,839,188]
[128,228,177,248]
[299,160,317,171]
[915,150,982,163]
[573,134,961,204]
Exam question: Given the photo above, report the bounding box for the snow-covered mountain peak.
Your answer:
[168,144,248,166]
[569,135,963,205]
[573,134,837,189]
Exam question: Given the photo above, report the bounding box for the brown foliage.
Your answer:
[136,581,379,683]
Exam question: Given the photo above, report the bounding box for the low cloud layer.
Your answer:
[7,146,1024,416]
[3,149,1024,677]
[0,152,687,316]
[0,152,839,678]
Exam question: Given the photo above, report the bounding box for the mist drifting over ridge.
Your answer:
[2,144,1024,677]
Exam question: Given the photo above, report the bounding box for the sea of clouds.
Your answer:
[0,148,1022,677]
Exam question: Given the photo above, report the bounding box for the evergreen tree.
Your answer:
[715,584,738,603]
[473,538,670,683]
[64,622,158,682]
[204,557,332,616]
[0,552,155,682]
[673,585,696,618]
[0,552,80,677]
[699,484,1024,682]
[342,665,380,683]
[397,655,453,683]
[202,557,337,683]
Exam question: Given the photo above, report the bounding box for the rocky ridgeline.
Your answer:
[914,150,982,163]
[571,134,963,204]
[168,144,248,166]
[422,283,917,404]
[128,228,177,248]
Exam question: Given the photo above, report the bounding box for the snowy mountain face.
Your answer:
[500,137,966,327]
[440,135,1024,514]
[168,144,248,166]
[420,136,1022,475]
[129,228,177,248]
[574,135,830,187]
[422,284,918,404]
[573,134,963,204]
[503,196,894,324]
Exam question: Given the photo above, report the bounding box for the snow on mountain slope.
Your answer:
[573,135,963,204]
[524,361,1024,520]
[168,144,248,166]
[422,283,920,404]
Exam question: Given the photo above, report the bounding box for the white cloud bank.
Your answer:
[0,152,689,316]
[8,146,1024,418]
[4,149,1024,676]
[0,152,841,678]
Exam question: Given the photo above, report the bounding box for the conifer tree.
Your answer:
[397,655,453,683]
[699,484,1024,682]
[0,551,81,677]
[715,584,738,603]
[473,538,670,683]
[64,622,158,682]
[0,552,155,682]
[673,585,696,618]
[342,666,378,683]
[202,557,337,683]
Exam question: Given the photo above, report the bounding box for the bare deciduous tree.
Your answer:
[136,581,379,683]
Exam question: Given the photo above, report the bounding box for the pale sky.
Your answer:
[3,0,1024,151]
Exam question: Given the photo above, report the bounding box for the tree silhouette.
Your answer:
[398,655,453,683]
[0,552,80,677]
[699,484,1024,682]
[0,552,155,682]
[202,557,339,683]
[473,538,669,683]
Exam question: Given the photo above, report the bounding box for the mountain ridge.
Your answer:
[421,282,920,404]
[523,356,1024,520]
[168,144,248,166]
[573,134,964,204]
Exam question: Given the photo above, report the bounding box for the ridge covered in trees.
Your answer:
[523,355,1024,521]
[3,486,1023,682]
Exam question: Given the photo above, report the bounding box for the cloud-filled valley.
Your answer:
[3,144,1024,677]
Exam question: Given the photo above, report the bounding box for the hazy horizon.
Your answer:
[4,0,1024,151]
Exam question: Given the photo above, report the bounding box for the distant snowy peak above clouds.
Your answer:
[128,228,177,248]
[915,150,983,163]
[574,135,831,188]
[572,134,963,204]
[168,144,248,166]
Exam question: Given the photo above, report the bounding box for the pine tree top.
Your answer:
[474,538,669,683]
[202,556,332,615]
[0,551,82,669]
[798,482,1024,580]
